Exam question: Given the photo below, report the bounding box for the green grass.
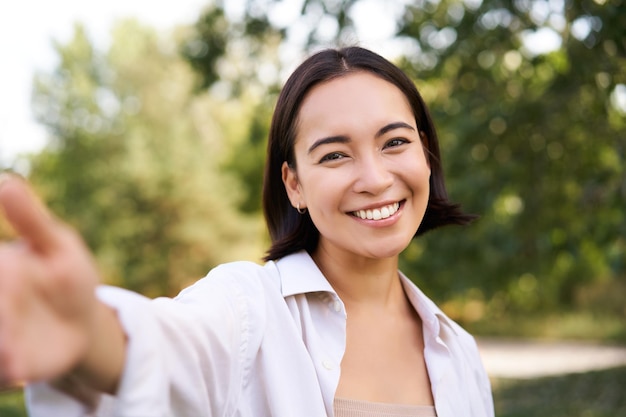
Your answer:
[493,366,626,417]
[3,366,625,416]
[0,389,26,417]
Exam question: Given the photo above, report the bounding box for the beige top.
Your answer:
[334,398,437,417]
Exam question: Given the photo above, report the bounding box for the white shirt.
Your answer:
[27,251,494,417]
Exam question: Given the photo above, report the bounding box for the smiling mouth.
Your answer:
[351,202,401,220]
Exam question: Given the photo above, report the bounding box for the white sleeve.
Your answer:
[26,265,261,417]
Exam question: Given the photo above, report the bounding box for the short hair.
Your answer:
[262,46,476,261]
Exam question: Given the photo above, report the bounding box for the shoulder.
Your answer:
[209,260,279,279]
[174,260,281,308]
[171,260,282,353]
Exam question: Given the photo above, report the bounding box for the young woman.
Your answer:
[0,47,494,417]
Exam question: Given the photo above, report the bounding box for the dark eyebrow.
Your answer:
[307,135,350,154]
[375,122,416,138]
[307,122,415,154]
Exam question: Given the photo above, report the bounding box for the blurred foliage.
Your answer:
[181,1,285,95]
[467,310,626,344]
[181,1,286,212]
[493,366,626,417]
[6,0,623,320]
[28,21,264,296]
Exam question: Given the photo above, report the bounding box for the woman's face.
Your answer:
[282,71,431,261]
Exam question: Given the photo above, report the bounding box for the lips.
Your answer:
[351,202,400,220]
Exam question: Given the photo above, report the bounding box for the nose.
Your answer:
[352,154,394,195]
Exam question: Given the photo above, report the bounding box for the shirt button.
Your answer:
[332,300,342,312]
[322,359,334,370]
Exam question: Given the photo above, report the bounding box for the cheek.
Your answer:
[300,175,342,197]
[413,162,428,181]
[298,170,350,211]
[398,150,430,181]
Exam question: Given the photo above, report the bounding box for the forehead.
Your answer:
[296,71,415,136]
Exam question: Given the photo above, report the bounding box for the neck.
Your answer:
[311,245,406,312]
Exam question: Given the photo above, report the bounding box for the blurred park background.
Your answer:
[0,0,625,415]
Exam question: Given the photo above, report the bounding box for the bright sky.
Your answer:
[0,0,207,169]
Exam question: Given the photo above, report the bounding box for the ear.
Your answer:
[281,161,304,209]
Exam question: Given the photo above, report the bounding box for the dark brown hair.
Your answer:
[262,46,476,261]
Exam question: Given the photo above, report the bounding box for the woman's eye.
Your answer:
[384,138,409,149]
[319,152,345,163]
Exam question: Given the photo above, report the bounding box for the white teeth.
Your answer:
[353,202,400,220]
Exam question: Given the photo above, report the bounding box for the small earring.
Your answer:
[296,203,307,214]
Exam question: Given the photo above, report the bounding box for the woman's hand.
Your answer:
[0,174,125,393]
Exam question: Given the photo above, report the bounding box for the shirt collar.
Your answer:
[399,272,459,337]
[273,251,457,336]
[274,250,336,297]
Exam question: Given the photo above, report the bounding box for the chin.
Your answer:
[361,245,407,260]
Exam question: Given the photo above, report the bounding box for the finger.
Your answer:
[0,174,60,254]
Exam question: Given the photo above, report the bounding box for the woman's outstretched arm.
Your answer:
[0,174,126,394]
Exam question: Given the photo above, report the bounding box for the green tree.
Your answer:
[181,1,286,213]
[29,21,264,297]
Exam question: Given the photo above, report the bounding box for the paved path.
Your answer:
[476,338,626,379]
